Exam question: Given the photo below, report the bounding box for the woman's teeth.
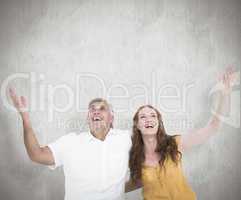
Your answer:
[145,125,154,128]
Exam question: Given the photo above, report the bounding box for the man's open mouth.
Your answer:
[92,116,103,121]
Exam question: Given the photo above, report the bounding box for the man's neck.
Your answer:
[91,128,110,141]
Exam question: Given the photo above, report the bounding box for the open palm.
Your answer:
[9,88,28,118]
[219,66,237,95]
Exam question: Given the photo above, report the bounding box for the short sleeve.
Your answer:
[47,133,75,170]
[125,167,131,182]
[123,129,132,150]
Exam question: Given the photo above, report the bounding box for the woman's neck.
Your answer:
[142,135,157,155]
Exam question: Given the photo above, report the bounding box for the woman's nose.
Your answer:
[145,117,152,122]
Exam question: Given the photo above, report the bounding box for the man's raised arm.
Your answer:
[9,88,54,165]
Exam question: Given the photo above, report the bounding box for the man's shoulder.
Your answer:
[111,129,132,143]
[111,129,131,136]
[59,131,88,140]
[56,132,78,141]
[110,129,132,149]
[57,131,93,146]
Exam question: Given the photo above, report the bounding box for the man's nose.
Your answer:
[93,109,101,115]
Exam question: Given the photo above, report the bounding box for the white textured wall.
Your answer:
[0,0,240,199]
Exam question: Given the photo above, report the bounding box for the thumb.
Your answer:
[20,96,27,108]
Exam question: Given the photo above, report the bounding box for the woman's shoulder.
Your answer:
[173,134,181,143]
[166,134,181,144]
[168,134,183,152]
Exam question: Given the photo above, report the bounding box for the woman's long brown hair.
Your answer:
[129,105,182,183]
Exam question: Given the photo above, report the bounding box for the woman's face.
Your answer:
[137,106,159,136]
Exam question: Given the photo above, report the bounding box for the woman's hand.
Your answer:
[219,66,236,95]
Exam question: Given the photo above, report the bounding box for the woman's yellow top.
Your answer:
[142,137,196,200]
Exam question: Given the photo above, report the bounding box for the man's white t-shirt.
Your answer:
[47,129,131,200]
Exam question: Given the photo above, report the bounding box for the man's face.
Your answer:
[88,101,113,132]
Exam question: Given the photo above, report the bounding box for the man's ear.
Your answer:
[109,114,114,128]
[87,112,91,123]
[110,114,114,123]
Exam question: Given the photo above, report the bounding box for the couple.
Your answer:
[9,68,234,200]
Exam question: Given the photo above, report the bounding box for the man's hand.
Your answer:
[9,87,30,122]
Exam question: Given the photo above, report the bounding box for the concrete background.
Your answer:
[0,0,240,199]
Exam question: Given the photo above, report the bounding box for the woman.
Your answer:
[127,67,236,200]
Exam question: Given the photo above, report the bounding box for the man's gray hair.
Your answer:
[88,98,114,114]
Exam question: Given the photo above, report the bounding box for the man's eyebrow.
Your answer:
[89,104,108,109]
[97,105,107,109]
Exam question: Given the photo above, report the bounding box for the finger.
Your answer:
[224,73,229,85]
[13,97,21,109]
[20,96,27,107]
[223,74,230,88]
[226,65,234,72]
[225,73,228,81]
[9,87,13,94]
[229,67,237,82]
[9,87,16,98]
[9,89,20,108]
[226,75,230,88]
[9,88,19,104]
[227,66,236,77]
[10,93,19,106]
[222,73,226,84]
[226,67,234,81]
[218,72,223,82]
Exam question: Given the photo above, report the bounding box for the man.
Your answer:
[9,88,131,200]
